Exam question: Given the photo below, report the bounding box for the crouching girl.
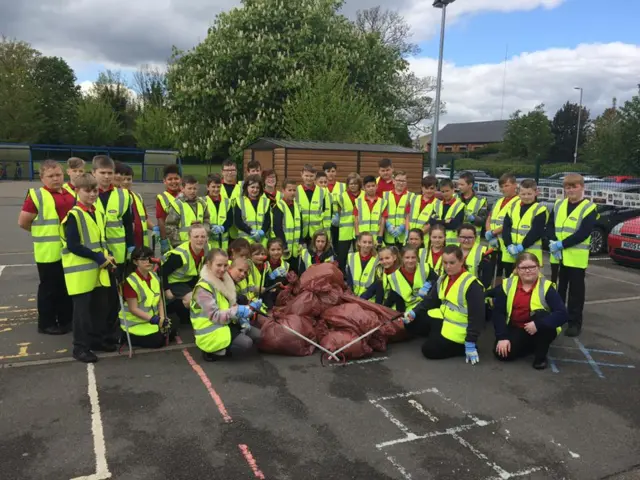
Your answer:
[190,248,261,362]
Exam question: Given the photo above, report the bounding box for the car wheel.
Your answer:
[590,227,606,254]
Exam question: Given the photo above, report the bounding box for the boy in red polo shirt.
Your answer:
[19,160,76,335]
[63,157,85,197]
[376,158,395,197]
[382,171,413,247]
[409,175,440,233]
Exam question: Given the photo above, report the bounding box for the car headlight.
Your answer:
[611,222,624,235]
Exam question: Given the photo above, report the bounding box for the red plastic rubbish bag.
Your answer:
[279,290,325,318]
[320,330,372,359]
[258,314,316,356]
[299,263,344,294]
[321,303,380,335]
[338,292,408,342]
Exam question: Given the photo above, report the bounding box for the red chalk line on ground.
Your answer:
[179,335,233,423]
[239,444,266,479]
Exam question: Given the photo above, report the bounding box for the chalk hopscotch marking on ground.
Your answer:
[587,271,640,287]
[329,356,388,367]
[70,363,111,480]
[585,296,640,305]
[549,339,635,378]
[369,388,547,480]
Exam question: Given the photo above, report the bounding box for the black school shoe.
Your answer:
[73,349,98,363]
[90,343,118,353]
[201,350,231,362]
[565,324,582,337]
[532,357,548,370]
[38,325,66,335]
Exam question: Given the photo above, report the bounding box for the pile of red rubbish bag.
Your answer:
[255,262,407,359]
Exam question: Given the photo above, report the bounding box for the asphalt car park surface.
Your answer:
[1,182,639,480]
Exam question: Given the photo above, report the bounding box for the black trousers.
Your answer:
[550,263,560,285]
[419,316,466,359]
[336,240,354,272]
[494,324,557,362]
[36,261,73,329]
[557,266,586,328]
[501,261,515,278]
[167,299,190,325]
[330,226,340,254]
[72,287,110,351]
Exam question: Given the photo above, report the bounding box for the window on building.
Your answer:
[459,146,468,152]
[444,146,453,153]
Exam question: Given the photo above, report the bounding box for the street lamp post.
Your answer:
[574,86,583,164]
[429,0,456,175]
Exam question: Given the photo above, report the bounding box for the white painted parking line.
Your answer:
[70,364,111,480]
[371,388,544,480]
[587,271,640,287]
[329,356,388,366]
[585,296,640,305]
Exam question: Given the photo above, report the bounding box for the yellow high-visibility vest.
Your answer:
[296,186,331,239]
[271,199,302,260]
[383,191,413,244]
[119,271,161,336]
[387,268,427,312]
[347,252,378,296]
[428,272,478,344]
[507,202,548,264]
[190,280,232,353]
[434,198,465,246]
[130,190,150,248]
[237,195,270,246]
[551,198,597,268]
[206,196,231,251]
[503,276,561,334]
[409,196,441,231]
[28,188,63,263]
[95,188,130,264]
[489,196,520,258]
[355,196,384,235]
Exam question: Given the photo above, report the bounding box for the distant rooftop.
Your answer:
[428,120,508,145]
[247,138,420,154]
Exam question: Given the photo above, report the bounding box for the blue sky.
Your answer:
[418,0,640,66]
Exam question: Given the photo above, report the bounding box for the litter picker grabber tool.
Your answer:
[118,282,134,359]
[275,319,346,365]
[320,313,405,366]
[156,259,170,347]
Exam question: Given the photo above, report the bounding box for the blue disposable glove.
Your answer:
[376,236,384,246]
[468,214,476,223]
[465,342,479,365]
[269,266,286,280]
[150,315,161,325]
[250,229,260,241]
[397,225,406,235]
[549,240,564,252]
[507,244,518,257]
[160,239,170,254]
[236,305,252,319]
[239,318,251,331]
[418,281,432,298]
[152,225,160,237]
[552,250,563,261]
[389,227,399,239]
[385,221,394,231]
[489,237,499,248]
[331,213,340,227]
[127,245,135,257]
[403,310,415,324]
[249,299,263,311]
[257,229,265,239]
[485,230,495,241]
[210,225,220,235]
[515,244,524,254]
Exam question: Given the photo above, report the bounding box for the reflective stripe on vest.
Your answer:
[206,196,231,250]
[238,195,270,241]
[387,268,426,311]
[61,207,111,295]
[383,191,412,243]
[435,199,465,246]
[29,188,63,262]
[553,199,596,268]
[348,253,378,296]
[296,186,329,237]
[355,196,384,234]
[429,272,476,344]
[409,196,441,230]
[190,280,232,352]
[173,199,205,241]
[119,272,160,336]
[464,244,486,278]
[490,195,520,257]
[509,202,547,263]
[130,191,150,248]
[273,199,302,260]
[166,242,206,284]
[95,188,128,263]
[338,191,361,241]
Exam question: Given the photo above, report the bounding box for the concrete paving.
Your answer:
[0,181,639,480]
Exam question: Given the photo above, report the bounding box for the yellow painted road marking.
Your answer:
[0,342,42,360]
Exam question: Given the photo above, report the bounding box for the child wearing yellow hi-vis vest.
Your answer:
[120,246,174,349]
[382,171,413,247]
[345,232,379,299]
[431,179,465,246]
[165,175,210,249]
[61,173,115,364]
[501,179,548,277]
[63,156,85,197]
[262,238,291,309]
[298,229,335,274]
[191,249,262,362]
[205,173,233,251]
[333,172,363,271]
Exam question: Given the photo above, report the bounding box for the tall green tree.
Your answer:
[0,37,44,142]
[132,65,166,107]
[32,56,81,144]
[74,96,122,146]
[133,104,175,149]
[283,67,390,143]
[550,101,590,163]
[502,104,553,162]
[91,69,137,145]
[167,0,416,159]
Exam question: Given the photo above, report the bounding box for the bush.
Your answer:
[451,159,592,180]
[468,143,502,159]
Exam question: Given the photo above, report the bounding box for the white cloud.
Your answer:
[409,42,640,126]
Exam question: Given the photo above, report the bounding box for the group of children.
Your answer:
[20,154,596,367]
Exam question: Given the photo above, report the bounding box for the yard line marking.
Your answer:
[70,364,111,480]
[408,399,438,422]
[371,388,438,402]
[550,357,635,369]
[585,296,640,305]
[550,345,625,355]
[574,339,605,379]
[181,348,232,423]
[329,356,388,366]
[0,263,37,268]
[238,444,266,479]
[384,454,413,480]
[587,271,640,287]
[0,266,4,278]
[549,357,559,373]
[370,401,416,438]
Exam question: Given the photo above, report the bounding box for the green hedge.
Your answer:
[451,159,592,180]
